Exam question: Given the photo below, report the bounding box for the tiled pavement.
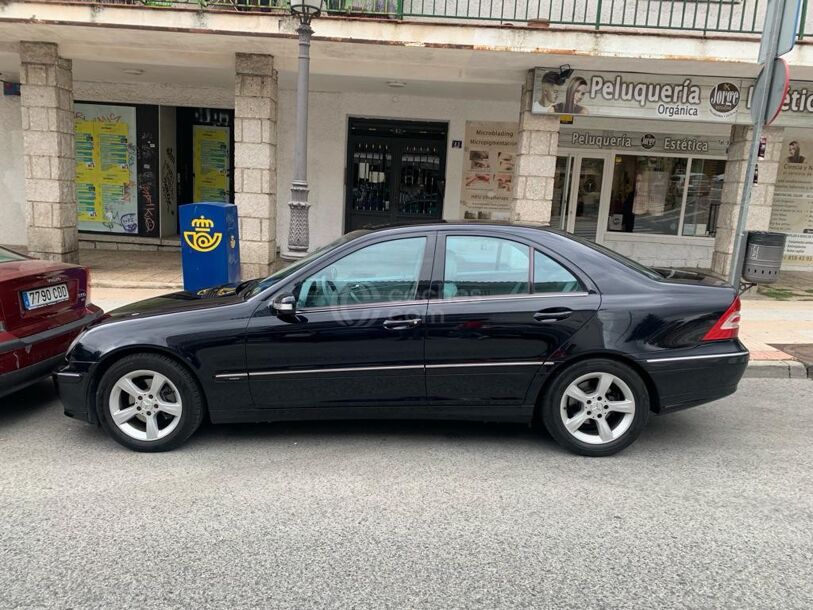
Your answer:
[80,249,183,289]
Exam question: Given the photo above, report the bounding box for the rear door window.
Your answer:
[533,250,583,293]
[443,236,530,298]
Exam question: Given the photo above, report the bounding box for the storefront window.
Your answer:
[608,156,687,236]
[682,159,726,237]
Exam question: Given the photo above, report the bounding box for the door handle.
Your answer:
[533,308,572,323]
[382,317,423,330]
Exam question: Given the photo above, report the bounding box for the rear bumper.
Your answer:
[0,353,67,398]
[641,343,749,413]
[0,307,103,354]
[0,308,103,400]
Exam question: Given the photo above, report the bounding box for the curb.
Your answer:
[744,360,809,379]
[94,280,184,290]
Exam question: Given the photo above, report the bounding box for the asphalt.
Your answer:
[1,378,812,609]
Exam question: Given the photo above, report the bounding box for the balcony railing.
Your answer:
[70,0,813,38]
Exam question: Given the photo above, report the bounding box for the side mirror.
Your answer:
[271,294,296,316]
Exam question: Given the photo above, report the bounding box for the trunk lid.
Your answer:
[652,267,732,289]
[0,259,89,337]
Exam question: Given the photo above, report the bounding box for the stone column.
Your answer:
[711,125,784,277]
[511,69,560,224]
[20,42,77,262]
[234,53,278,279]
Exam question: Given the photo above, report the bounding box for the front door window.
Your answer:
[296,237,427,308]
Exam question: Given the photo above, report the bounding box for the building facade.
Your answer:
[1,1,812,278]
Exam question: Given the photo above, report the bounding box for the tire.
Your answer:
[96,353,205,452]
[540,358,649,457]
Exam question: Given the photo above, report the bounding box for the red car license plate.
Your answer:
[22,283,69,310]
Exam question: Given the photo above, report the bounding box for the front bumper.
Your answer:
[54,362,96,424]
[641,342,749,413]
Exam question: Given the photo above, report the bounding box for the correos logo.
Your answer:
[184,215,223,253]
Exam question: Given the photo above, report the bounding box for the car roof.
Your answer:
[359,220,563,237]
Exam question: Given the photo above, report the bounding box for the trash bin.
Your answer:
[741,231,786,284]
[179,202,241,292]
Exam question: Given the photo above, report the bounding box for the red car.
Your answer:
[0,246,103,398]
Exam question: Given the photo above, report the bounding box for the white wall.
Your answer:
[604,235,715,269]
[275,89,520,251]
[0,94,26,247]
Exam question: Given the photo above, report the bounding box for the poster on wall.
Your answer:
[531,68,813,128]
[75,103,138,234]
[193,126,230,202]
[460,121,518,220]
[769,137,813,269]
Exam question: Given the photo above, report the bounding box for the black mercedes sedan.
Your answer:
[56,223,747,456]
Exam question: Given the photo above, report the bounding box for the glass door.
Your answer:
[554,154,609,242]
[550,156,573,231]
[345,119,447,232]
[571,156,606,240]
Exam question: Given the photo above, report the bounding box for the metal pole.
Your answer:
[287,15,314,254]
[727,0,785,286]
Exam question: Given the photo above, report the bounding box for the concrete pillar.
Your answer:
[19,42,77,262]
[234,53,278,279]
[711,125,784,277]
[512,69,560,224]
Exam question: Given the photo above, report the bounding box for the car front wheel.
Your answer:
[541,359,649,457]
[97,353,204,452]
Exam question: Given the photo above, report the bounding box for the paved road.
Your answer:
[1,378,811,609]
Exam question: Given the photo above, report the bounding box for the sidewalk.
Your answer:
[92,287,813,380]
[739,300,812,378]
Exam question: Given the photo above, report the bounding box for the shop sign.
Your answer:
[75,103,139,234]
[460,121,518,220]
[769,135,813,269]
[561,128,730,156]
[532,68,813,127]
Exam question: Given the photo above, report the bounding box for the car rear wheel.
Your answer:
[541,359,649,457]
[97,354,204,452]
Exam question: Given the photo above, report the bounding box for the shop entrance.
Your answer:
[177,107,235,233]
[345,118,447,232]
[551,153,612,242]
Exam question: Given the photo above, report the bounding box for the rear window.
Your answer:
[567,234,662,281]
[0,247,28,263]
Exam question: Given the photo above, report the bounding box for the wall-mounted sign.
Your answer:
[769,136,813,269]
[560,128,730,156]
[532,68,813,127]
[460,121,518,221]
[75,103,138,234]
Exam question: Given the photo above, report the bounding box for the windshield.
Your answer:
[243,230,370,298]
[0,246,28,264]
[567,234,662,281]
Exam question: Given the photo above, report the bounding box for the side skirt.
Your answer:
[208,405,535,425]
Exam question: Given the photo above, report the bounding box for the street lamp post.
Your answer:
[287,0,322,255]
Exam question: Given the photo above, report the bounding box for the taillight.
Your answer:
[703,296,741,341]
[85,268,92,305]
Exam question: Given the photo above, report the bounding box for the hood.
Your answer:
[652,267,732,288]
[104,282,251,322]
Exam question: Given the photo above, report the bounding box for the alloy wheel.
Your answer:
[559,372,636,445]
[108,369,183,442]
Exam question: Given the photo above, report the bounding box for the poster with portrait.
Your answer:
[460,122,518,220]
[75,103,138,234]
[769,136,813,269]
